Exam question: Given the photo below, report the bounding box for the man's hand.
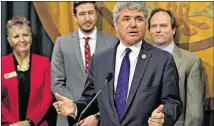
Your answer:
[9,123,18,126]
[53,93,75,116]
[79,115,98,126]
[148,104,164,126]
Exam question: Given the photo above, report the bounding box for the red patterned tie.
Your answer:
[84,37,91,74]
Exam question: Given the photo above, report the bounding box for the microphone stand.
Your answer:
[74,73,112,126]
[74,88,104,126]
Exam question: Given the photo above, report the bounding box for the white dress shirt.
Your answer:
[78,27,97,67]
[73,41,142,117]
[157,41,175,54]
[114,41,142,99]
[73,28,97,118]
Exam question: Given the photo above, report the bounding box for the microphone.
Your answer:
[75,73,113,126]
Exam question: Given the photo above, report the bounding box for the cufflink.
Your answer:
[95,113,100,120]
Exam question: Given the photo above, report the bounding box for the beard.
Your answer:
[78,21,96,34]
[81,27,94,33]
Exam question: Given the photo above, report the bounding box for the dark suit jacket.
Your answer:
[1,53,52,126]
[75,40,183,126]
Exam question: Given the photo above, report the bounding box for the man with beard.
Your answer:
[51,2,118,126]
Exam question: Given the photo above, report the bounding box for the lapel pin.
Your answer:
[141,54,147,59]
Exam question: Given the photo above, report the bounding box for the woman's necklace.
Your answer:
[17,58,30,72]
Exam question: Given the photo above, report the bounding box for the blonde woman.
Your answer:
[1,17,52,126]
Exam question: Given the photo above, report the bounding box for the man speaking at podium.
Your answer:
[53,2,183,126]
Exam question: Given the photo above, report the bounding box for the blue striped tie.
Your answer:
[115,48,131,120]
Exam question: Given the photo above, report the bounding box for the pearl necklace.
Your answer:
[17,64,30,71]
[17,59,30,72]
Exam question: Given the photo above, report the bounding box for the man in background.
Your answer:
[148,8,205,126]
[51,2,118,126]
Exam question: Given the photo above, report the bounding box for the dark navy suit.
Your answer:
[75,40,183,126]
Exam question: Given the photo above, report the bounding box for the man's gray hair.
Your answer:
[113,2,148,23]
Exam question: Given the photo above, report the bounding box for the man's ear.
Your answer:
[73,13,77,22]
[173,28,176,36]
[113,21,118,31]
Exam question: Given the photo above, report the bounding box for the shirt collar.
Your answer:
[78,27,97,40]
[161,41,174,54]
[154,41,174,54]
[117,40,142,57]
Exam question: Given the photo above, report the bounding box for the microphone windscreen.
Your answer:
[106,73,113,82]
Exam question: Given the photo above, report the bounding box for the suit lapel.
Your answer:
[106,42,120,122]
[28,54,37,114]
[95,31,104,52]
[96,31,111,52]
[124,41,152,116]
[5,54,19,120]
[71,31,85,74]
[172,45,182,69]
